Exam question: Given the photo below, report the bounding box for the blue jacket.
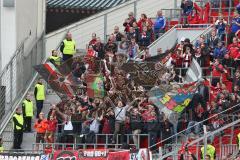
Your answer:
[154,16,166,30]
[231,17,240,33]
[216,23,226,35]
[213,47,227,59]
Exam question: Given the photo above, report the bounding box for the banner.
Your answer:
[52,149,137,160]
[0,153,44,160]
[78,149,108,160]
[53,150,78,160]
[130,149,150,160]
[107,150,130,160]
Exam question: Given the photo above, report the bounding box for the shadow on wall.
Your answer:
[46,8,100,34]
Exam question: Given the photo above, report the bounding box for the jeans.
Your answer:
[132,129,141,147]
[113,121,125,144]
[185,121,201,135]
[36,100,44,118]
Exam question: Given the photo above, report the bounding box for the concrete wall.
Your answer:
[0,0,16,72]
[0,0,45,72]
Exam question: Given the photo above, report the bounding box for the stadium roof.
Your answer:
[47,0,129,9]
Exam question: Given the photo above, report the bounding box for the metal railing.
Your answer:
[0,32,45,147]
[32,133,150,150]
[152,103,240,159]
[146,23,212,56]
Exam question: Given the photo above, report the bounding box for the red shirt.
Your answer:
[228,43,240,59]
[102,118,111,134]
[46,119,57,132]
[212,64,223,77]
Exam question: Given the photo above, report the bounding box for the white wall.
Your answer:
[0,0,45,72]
[0,0,16,71]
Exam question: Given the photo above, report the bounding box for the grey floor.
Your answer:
[20,90,61,151]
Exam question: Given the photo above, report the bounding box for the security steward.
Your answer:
[201,140,216,160]
[12,108,24,150]
[49,50,61,65]
[60,32,76,62]
[34,79,45,118]
[0,137,4,152]
[22,94,34,132]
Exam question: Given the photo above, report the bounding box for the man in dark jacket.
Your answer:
[93,37,105,59]
[13,108,24,150]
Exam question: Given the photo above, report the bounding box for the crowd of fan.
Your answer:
[21,1,240,158]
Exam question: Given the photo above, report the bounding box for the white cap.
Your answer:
[180,37,185,42]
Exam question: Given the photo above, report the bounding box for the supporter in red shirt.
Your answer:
[102,109,115,134]
[210,59,224,87]
[181,46,192,68]
[228,37,240,60]
[86,45,97,57]
[137,14,153,33]
[187,8,201,24]
[89,33,97,46]
[123,12,136,33]
[44,115,57,143]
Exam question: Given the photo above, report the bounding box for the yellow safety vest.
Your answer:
[237,133,240,150]
[0,146,3,152]
[23,99,34,117]
[201,144,216,160]
[63,39,76,55]
[49,56,61,65]
[13,114,24,130]
[35,83,45,100]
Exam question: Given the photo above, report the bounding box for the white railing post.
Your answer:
[203,125,207,160]
[104,14,108,43]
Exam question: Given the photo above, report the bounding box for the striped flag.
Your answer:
[185,58,202,83]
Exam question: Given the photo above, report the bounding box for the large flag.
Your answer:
[86,74,105,98]
[185,58,202,83]
[120,62,167,88]
[34,62,79,98]
[148,82,197,124]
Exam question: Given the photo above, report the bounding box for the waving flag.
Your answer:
[34,62,78,98]
[86,74,105,98]
[148,82,197,123]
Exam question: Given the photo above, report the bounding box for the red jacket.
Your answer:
[212,64,223,78]
[137,18,153,33]
[228,43,240,59]
[46,119,57,132]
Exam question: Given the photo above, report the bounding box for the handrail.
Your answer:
[149,103,240,149]
[191,24,213,43]
[0,36,29,78]
[0,32,44,135]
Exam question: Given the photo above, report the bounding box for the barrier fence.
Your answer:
[0,32,45,148]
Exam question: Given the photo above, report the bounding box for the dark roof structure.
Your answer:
[47,0,128,9]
